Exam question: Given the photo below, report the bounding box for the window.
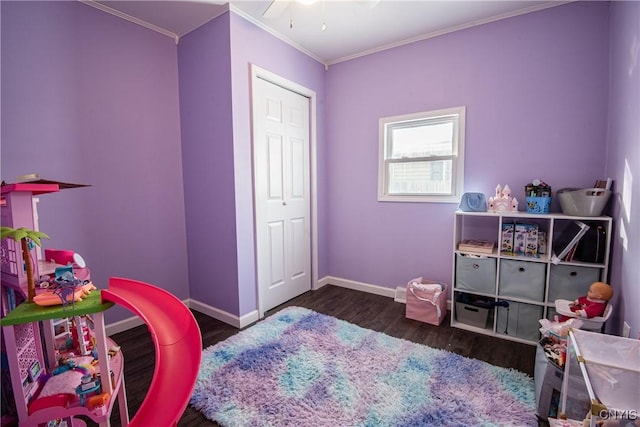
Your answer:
[378,106,465,203]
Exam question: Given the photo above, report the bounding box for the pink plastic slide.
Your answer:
[101,277,202,427]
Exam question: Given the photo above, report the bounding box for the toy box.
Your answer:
[514,223,539,255]
[501,222,515,253]
[514,223,527,253]
[525,224,539,256]
[538,231,547,254]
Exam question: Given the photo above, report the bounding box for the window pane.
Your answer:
[378,106,465,203]
[390,121,453,159]
[388,160,453,195]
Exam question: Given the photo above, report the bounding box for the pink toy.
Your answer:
[557,282,613,323]
[488,184,519,213]
[44,248,91,281]
[101,277,202,427]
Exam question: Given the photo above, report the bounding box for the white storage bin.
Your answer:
[548,264,601,301]
[558,188,611,217]
[455,254,496,294]
[499,259,546,301]
[562,329,640,423]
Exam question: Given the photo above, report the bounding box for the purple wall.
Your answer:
[2,1,635,332]
[228,13,327,314]
[177,12,326,315]
[178,13,240,314]
[324,2,610,288]
[1,1,188,324]
[605,1,640,337]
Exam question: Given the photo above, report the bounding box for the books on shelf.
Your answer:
[458,239,495,254]
[551,220,590,264]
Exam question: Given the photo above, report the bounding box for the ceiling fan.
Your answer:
[261,0,380,20]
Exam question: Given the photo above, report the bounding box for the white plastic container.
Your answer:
[557,188,611,216]
[561,329,640,425]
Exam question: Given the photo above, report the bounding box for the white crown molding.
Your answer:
[175,5,230,40]
[80,0,179,43]
[229,4,325,66]
[81,1,230,44]
[79,0,570,65]
[326,1,573,66]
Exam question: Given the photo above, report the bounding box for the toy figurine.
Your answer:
[488,184,519,213]
[560,282,613,321]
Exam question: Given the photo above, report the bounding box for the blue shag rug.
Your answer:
[191,307,537,426]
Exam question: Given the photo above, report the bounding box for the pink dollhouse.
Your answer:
[1,183,129,427]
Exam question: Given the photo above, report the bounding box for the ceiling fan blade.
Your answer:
[262,0,289,19]
[355,0,380,9]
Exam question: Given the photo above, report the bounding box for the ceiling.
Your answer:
[87,0,567,65]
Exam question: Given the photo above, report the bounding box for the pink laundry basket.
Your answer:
[405,278,448,326]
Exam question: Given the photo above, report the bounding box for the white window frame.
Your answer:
[378,106,466,203]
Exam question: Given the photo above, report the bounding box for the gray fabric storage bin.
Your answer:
[455,302,491,329]
[455,254,496,294]
[496,301,543,341]
[498,259,546,301]
[548,264,601,301]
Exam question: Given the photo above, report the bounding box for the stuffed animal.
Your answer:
[566,282,613,319]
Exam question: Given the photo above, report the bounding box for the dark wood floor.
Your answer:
[99,284,536,426]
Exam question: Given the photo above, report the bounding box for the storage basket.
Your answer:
[456,302,490,328]
[526,197,551,214]
[557,188,611,217]
[405,278,448,326]
[455,293,494,329]
[455,254,496,294]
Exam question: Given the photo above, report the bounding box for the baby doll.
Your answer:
[566,281,613,319]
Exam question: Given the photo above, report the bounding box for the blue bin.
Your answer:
[526,196,551,214]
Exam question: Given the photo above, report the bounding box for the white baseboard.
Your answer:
[188,299,259,329]
[105,297,259,335]
[105,316,145,336]
[105,297,191,336]
[322,277,452,311]
[104,277,452,335]
[320,276,397,299]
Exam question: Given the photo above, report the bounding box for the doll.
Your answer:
[561,282,613,320]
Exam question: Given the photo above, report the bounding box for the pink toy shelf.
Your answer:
[1,182,201,426]
[1,181,129,426]
[0,291,129,426]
